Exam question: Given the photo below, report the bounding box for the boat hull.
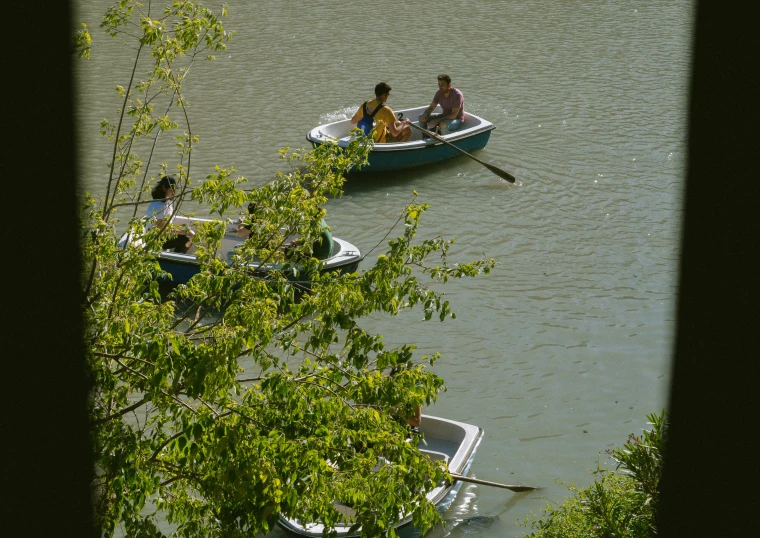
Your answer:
[306,106,495,173]
[362,129,492,172]
[156,253,361,287]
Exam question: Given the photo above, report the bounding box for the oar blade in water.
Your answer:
[449,472,539,492]
[486,162,516,183]
[409,122,516,183]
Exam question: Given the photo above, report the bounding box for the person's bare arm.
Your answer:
[426,106,460,128]
[388,119,411,136]
[406,406,422,428]
[350,105,362,124]
[154,217,195,239]
[236,224,251,238]
[442,106,460,120]
[419,99,438,122]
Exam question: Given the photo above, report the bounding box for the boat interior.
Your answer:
[278,415,482,536]
[419,415,474,473]
[326,429,463,525]
[310,105,492,146]
[123,216,357,268]
[121,216,241,260]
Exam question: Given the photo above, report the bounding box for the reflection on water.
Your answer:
[74,0,694,535]
[426,485,535,537]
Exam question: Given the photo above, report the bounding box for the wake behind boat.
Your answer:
[306,106,495,173]
[277,415,484,537]
[118,215,362,286]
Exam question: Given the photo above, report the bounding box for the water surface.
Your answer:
[74,1,694,535]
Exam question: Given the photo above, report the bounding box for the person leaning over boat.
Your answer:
[233,204,333,259]
[285,218,334,260]
[311,218,334,259]
[145,174,194,253]
[350,82,412,143]
[225,203,258,263]
[418,74,465,135]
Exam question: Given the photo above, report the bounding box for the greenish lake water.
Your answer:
[74,1,694,535]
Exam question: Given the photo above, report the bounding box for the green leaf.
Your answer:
[81,4,491,535]
[170,336,180,355]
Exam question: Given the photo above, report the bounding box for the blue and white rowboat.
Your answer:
[306,106,495,173]
[118,216,362,287]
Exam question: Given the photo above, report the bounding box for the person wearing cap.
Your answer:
[145,175,194,253]
[350,82,412,143]
[418,74,465,135]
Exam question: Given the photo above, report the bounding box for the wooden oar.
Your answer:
[449,472,538,492]
[408,122,516,183]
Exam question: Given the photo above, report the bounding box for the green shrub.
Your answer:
[522,411,667,538]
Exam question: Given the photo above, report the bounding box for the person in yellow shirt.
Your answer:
[351,82,412,143]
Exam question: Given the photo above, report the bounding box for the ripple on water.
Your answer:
[74,1,693,536]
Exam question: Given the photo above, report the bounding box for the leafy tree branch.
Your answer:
[79,2,492,537]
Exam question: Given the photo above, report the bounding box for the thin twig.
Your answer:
[361,207,407,261]
[92,396,149,426]
[236,376,264,383]
[103,43,144,220]
[295,380,355,410]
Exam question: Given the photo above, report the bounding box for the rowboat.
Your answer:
[277,415,484,537]
[306,106,495,172]
[118,216,362,286]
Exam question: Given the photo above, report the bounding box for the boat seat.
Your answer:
[420,449,450,465]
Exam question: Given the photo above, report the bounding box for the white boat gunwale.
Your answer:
[307,105,495,153]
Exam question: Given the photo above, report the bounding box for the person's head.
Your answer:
[375,82,392,101]
[151,174,177,200]
[437,74,452,91]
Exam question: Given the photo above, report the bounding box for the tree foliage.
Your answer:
[522,411,668,538]
[78,2,494,537]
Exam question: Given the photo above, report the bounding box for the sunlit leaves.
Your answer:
[610,411,667,515]
[74,24,92,58]
[79,2,492,537]
[523,412,668,537]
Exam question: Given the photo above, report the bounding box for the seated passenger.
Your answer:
[351,82,412,143]
[418,74,465,135]
[311,218,334,260]
[236,202,258,238]
[286,218,334,260]
[145,175,194,253]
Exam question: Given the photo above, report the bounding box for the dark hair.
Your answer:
[151,174,177,200]
[437,74,452,84]
[374,82,392,97]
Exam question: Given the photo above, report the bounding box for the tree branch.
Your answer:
[236,376,264,383]
[294,380,354,410]
[103,42,144,220]
[92,396,149,426]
